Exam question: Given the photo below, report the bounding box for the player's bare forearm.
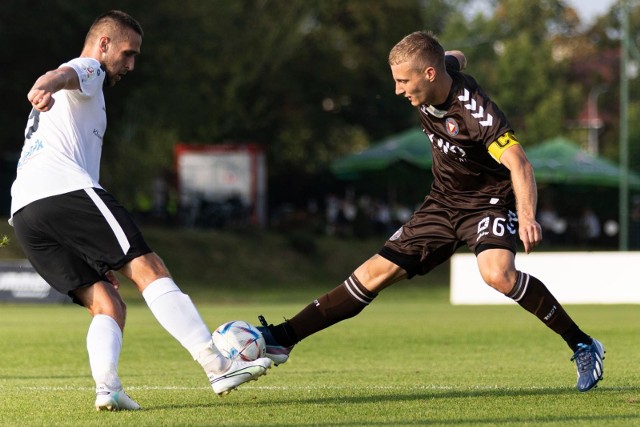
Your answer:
[513,173,541,253]
[500,146,541,253]
[28,67,79,112]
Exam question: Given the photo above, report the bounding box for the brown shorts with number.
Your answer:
[379,197,518,278]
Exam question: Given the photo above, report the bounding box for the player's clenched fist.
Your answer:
[28,88,55,112]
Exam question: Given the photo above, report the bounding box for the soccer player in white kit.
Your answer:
[9,10,271,411]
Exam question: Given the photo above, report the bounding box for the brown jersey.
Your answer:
[418,70,515,210]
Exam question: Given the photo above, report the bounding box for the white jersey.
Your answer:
[10,57,107,221]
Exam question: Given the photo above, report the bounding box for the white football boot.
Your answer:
[95,384,141,411]
[209,357,272,396]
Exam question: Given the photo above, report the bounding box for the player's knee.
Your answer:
[121,252,171,289]
[353,255,405,292]
[90,283,127,323]
[481,269,514,294]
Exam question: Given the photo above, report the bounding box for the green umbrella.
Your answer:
[331,127,432,178]
[332,129,640,190]
[525,137,640,190]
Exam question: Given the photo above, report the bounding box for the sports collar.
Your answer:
[423,105,448,118]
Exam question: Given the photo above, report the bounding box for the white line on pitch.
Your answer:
[12,384,639,392]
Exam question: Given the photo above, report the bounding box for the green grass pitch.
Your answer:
[0,286,638,426]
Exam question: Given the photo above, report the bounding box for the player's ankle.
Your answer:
[271,322,299,347]
[197,345,231,374]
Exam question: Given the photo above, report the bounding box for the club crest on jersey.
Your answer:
[445,118,459,136]
[81,65,98,84]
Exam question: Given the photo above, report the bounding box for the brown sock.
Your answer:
[507,271,590,351]
[282,274,377,343]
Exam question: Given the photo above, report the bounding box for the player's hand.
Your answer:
[105,270,120,290]
[27,67,79,112]
[519,219,542,254]
[27,88,55,112]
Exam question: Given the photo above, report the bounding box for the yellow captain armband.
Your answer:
[488,132,520,163]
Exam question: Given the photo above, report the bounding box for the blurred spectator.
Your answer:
[579,207,601,245]
[630,196,640,248]
[537,202,567,244]
[325,194,341,235]
[372,198,392,234]
[151,171,170,222]
[392,203,413,228]
[333,197,357,237]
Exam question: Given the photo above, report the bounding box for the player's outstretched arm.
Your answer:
[27,66,80,112]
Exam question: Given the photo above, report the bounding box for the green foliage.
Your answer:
[441,0,584,145]
[0,222,22,258]
[0,295,638,425]
[3,0,640,213]
[492,32,579,144]
[102,119,179,209]
[628,102,640,174]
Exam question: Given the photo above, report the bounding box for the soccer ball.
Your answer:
[212,320,266,362]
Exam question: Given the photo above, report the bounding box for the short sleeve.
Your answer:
[59,57,105,97]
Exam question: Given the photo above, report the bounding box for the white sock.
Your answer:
[87,314,122,391]
[142,278,230,373]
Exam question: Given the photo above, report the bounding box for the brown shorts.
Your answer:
[380,197,518,278]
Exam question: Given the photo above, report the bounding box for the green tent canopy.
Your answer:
[332,128,640,190]
[525,137,640,190]
[331,127,432,178]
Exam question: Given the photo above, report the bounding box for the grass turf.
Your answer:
[0,286,639,426]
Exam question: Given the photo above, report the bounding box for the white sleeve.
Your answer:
[59,57,105,97]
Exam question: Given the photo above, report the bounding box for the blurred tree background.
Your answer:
[1,0,639,235]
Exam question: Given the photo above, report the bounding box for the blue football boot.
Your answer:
[571,338,605,392]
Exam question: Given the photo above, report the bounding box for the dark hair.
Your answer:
[86,10,143,44]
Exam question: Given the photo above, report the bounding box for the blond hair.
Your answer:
[388,31,445,72]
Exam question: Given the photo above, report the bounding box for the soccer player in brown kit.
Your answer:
[257,31,605,392]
